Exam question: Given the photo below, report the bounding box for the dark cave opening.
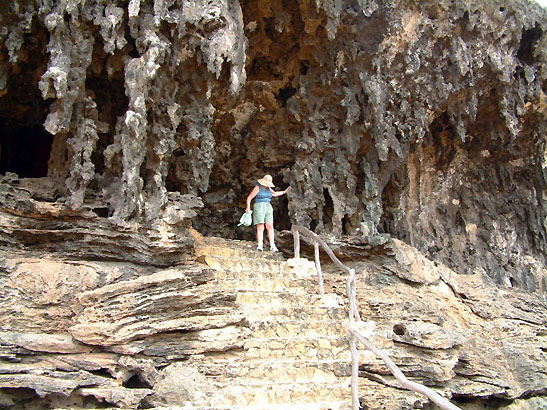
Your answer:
[0,20,51,179]
[0,122,53,178]
[277,86,297,106]
[123,374,152,389]
[517,24,543,66]
[275,194,291,232]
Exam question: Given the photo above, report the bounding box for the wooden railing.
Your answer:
[291,225,462,410]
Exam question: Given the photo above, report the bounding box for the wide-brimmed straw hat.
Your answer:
[257,174,275,188]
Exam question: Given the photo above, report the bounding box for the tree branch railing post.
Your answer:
[348,328,462,410]
[349,332,359,410]
[314,242,324,294]
[290,225,462,410]
[292,226,300,259]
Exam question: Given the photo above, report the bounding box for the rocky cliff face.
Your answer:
[0,203,545,409]
[0,0,546,290]
[0,0,546,408]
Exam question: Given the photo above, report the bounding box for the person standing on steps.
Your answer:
[245,174,290,252]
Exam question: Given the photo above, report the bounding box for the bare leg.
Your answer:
[256,223,264,250]
[265,222,276,250]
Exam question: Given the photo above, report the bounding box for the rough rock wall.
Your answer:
[343,240,547,410]
[0,214,545,409]
[0,2,545,285]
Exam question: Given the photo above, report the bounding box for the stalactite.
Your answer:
[0,0,544,290]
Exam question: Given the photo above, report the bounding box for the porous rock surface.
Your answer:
[0,0,545,290]
[0,212,545,409]
[0,0,546,409]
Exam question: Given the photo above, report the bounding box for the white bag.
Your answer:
[237,211,252,226]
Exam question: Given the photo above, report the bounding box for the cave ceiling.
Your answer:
[0,0,545,291]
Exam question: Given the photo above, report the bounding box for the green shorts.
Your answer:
[253,202,273,225]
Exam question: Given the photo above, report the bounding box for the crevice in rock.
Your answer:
[452,395,513,408]
[123,374,153,389]
[323,188,334,232]
[517,24,543,66]
[0,123,53,178]
[392,324,406,336]
[88,368,114,379]
[277,85,296,106]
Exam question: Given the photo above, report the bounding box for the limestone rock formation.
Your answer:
[345,240,547,409]
[0,0,545,290]
[0,225,546,409]
[0,0,546,408]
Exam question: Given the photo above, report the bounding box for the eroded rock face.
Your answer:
[0,1,546,290]
[337,240,547,410]
[0,228,545,409]
[0,235,247,408]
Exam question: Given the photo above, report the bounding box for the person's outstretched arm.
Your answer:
[270,186,291,197]
[246,186,259,212]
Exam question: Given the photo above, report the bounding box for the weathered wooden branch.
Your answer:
[291,224,462,410]
[349,325,462,410]
[292,225,351,275]
[346,267,361,408]
[314,242,325,294]
[349,334,360,410]
[292,226,300,259]
[346,268,361,322]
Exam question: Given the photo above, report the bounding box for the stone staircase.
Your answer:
[188,236,352,410]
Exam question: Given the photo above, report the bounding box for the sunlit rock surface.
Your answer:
[0,220,545,409]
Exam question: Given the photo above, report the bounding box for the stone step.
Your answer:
[236,290,306,307]
[244,335,349,361]
[213,267,316,281]
[189,236,353,410]
[209,380,351,407]
[236,291,345,309]
[180,399,352,410]
[196,242,285,261]
[205,255,286,274]
[245,304,348,322]
[218,276,316,292]
[188,357,352,380]
[249,318,346,339]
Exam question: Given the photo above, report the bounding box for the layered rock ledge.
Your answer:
[0,187,545,409]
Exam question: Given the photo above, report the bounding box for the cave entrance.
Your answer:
[0,122,53,178]
[0,23,51,179]
[275,194,291,231]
